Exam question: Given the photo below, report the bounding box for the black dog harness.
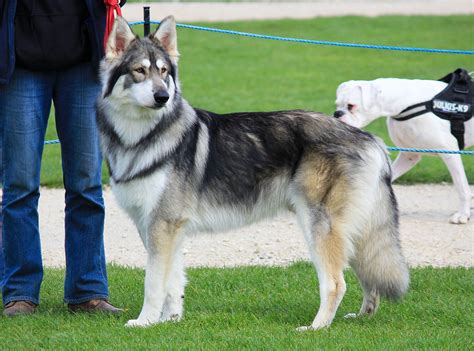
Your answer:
[392,68,473,150]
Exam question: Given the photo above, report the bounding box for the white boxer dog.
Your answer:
[334,78,473,224]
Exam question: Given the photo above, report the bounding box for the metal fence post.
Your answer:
[144,6,150,36]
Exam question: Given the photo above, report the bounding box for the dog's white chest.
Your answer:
[111,167,170,227]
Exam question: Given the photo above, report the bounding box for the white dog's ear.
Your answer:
[335,81,351,106]
[358,82,378,110]
[153,15,179,62]
[335,82,345,98]
[105,16,137,60]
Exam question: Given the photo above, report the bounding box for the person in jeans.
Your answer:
[0,0,125,316]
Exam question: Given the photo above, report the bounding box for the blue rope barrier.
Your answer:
[44,139,473,155]
[387,147,474,155]
[128,21,474,55]
[43,20,474,152]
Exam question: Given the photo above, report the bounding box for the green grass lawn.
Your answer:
[41,15,474,187]
[0,263,472,350]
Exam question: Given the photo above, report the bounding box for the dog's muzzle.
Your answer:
[153,91,169,108]
[333,110,345,119]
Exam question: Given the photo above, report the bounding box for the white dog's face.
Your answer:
[334,80,382,128]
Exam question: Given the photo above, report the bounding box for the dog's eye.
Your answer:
[135,67,146,74]
[161,67,167,74]
[347,104,355,111]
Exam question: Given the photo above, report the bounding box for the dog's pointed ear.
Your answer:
[105,16,137,60]
[152,16,179,62]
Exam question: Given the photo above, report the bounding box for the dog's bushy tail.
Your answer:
[350,146,409,300]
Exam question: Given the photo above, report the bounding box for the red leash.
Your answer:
[104,0,122,49]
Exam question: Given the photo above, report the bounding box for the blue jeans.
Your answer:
[0,63,108,305]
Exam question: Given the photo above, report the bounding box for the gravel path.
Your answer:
[38,184,473,268]
[122,1,473,22]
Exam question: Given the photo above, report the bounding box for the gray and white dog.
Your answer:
[97,16,409,330]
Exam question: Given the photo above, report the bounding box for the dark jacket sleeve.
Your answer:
[0,0,6,17]
[85,0,106,65]
[85,0,127,66]
[0,0,16,85]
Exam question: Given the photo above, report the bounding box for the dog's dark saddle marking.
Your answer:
[393,68,473,150]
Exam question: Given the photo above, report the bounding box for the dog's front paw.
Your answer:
[160,297,184,323]
[344,313,358,319]
[160,313,182,323]
[125,318,156,328]
[125,319,149,328]
[449,212,470,224]
[296,324,329,332]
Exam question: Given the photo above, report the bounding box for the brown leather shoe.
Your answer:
[3,301,37,317]
[68,299,123,314]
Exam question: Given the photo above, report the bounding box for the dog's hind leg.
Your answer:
[296,206,347,331]
[126,219,186,327]
[391,152,421,181]
[348,242,384,319]
[344,286,380,320]
[347,174,409,320]
[358,287,380,316]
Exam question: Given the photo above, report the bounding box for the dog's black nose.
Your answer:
[154,91,169,105]
[333,110,344,119]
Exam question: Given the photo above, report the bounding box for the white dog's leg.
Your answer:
[391,153,422,181]
[160,246,187,322]
[126,220,186,327]
[439,154,472,224]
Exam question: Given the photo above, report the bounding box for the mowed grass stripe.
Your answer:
[0,264,472,350]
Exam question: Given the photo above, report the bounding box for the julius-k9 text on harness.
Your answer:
[393,68,473,150]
